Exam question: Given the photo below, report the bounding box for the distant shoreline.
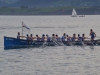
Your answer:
[0,7,100,15]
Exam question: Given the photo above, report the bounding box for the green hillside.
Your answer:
[8,0,100,7]
[0,6,100,15]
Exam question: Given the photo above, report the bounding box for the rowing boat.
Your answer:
[4,36,100,49]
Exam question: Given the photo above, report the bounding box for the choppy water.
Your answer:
[0,15,100,75]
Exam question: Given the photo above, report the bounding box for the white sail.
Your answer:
[71,8,77,17]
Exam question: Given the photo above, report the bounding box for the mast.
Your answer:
[72,8,74,16]
[22,21,23,38]
[74,9,77,16]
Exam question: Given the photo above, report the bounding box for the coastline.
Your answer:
[0,7,100,15]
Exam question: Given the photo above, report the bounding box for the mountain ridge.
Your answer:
[0,0,100,7]
[9,0,100,7]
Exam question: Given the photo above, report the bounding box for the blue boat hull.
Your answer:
[4,36,100,49]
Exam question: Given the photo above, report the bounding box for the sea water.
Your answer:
[0,15,100,75]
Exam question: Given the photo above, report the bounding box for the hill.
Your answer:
[8,0,100,7]
[0,6,100,15]
[0,0,100,15]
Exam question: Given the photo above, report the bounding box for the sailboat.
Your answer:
[71,8,77,17]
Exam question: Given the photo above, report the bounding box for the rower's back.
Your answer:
[78,34,82,41]
[36,35,40,41]
[62,33,66,41]
[17,32,20,39]
[46,34,51,41]
[71,34,76,41]
[41,34,45,41]
[56,34,61,41]
[52,34,56,41]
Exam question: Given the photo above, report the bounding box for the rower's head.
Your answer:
[30,34,32,37]
[26,34,29,37]
[63,33,66,36]
[78,34,80,37]
[73,33,76,37]
[52,34,55,36]
[82,34,85,37]
[56,34,58,37]
[36,35,38,37]
[46,34,48,37]
[18,32,20,35]
[90,29,93,32]
[66,35,68,37]
[42,34,45,37]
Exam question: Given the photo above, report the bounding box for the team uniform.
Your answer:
[90,32,95,40]
[62,36,66,41]
[71,37,76,41]
[78,36,82,41]
[17,35,20,39]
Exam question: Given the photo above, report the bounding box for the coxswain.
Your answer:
[90,29,96,41]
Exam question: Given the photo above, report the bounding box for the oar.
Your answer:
[95,36,100,41]
[39,41,47,48]
[60,40,65,46]
[81,41,85,46]
[96,36,100,38]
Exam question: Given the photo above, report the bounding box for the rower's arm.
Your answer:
[85,37,90,39]
[20,36,26,38]
[94,32,96,37]
[75,37,78,39]
[32,37,36,39]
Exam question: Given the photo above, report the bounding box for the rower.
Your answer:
[46,34,51,41]
[90,29,96,41]
[66,35,71,42]
[78,34,82,41]
[30,34,34,41]
[26,34,30,40]
[36,35,40,41]
[71,33,77,41]
[52,34,56,41]
[56,34,61,41]
[17,32,20,39]
[41,34,45,41]
[82,34,90,41]
[62,33,66,41]
[82,34,85,41]
[66,35,72,45]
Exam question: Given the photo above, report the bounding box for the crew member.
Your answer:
[62,33,66,41]
[71,33,77,41]
[17,32,20,39]
[82,34,90,41]
[78,34,82,41]
[90,29,96,41]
